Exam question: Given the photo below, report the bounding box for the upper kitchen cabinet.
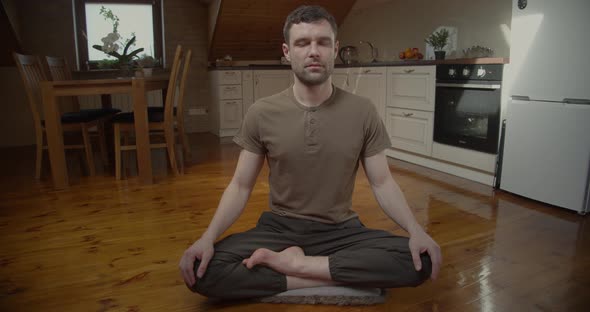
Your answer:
[207,0,355,62]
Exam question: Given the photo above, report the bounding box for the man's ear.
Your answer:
[334,40,340,59]
[282,43,290,61]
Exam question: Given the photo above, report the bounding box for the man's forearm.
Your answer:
[201,181,252,242]
[370,176,423,235]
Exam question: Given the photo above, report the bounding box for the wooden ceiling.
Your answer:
[209,0,356,62]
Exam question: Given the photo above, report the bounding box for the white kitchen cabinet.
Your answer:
[210,69,291,137]
[209,70,244,137]
[210,66,425,139]
[219,99,243,130]
[348,67,386,123]
[387,66,435,112]
[332,68,349,90]
[253,70,293,101]
[332,67,387,123]
[386,107,433,156]
[385,65,435,155]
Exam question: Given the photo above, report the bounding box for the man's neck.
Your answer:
[292,78,333,107]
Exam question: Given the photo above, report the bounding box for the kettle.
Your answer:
[339,46,359,65]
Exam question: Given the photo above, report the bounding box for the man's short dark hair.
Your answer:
[283,5,338,44]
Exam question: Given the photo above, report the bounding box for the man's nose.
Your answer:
[308,42,320,57]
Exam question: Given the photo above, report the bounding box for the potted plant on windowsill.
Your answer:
[90,6,144,75]
[425,29,449,60]
[135,54,159,77]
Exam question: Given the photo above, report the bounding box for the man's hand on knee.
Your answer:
[179,237,215,287]
[408,229,441,280]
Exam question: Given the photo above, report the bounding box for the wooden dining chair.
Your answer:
[112,45,185,179]
[44,55,121,167]
[13,52,107,178]
[174,49,192,163]
[146,50,193,163]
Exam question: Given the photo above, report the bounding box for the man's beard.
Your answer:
[292,62,334,86]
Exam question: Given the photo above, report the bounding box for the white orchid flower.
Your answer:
[106,32,120,42]
[100,32,121,52]
[103,42,119,53]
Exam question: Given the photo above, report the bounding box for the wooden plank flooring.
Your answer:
[0,133,588,312]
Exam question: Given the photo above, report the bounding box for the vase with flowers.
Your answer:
[91,6,144,75]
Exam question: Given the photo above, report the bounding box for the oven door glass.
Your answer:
[434,85,501,154]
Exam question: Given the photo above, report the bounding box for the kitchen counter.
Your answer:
[208,57,509,70]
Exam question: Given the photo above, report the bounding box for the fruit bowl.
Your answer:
[399,48,423,60]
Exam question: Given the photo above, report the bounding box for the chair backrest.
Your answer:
[13,52,49,129]
[163,45,183,126]
[175,49,192,130]
[45,55,79,111]
[45,56,74,81]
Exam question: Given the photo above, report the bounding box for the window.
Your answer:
[74,0,162,70]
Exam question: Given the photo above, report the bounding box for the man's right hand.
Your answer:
[179,237,214,287]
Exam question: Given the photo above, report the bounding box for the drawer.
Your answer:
[218,85,242,100]
[220,99,243,129]
[218,70,242,85]
[387,66,435,112]
[386,107,433,156]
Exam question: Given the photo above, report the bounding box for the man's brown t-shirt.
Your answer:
[233,86,391,224]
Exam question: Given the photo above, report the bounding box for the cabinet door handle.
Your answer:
[363,69,371,74]
[403,112,414,117]
[403,69,415,74]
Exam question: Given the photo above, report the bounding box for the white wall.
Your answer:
[338,0,512,61]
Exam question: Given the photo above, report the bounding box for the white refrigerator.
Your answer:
[499,0,590,214]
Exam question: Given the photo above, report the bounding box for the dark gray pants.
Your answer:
[190,212,431,299]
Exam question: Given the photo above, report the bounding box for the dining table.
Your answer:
[40,74,169,189]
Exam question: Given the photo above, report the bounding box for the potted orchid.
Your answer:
[91,6,143,72]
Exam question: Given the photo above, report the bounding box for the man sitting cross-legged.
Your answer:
[179,5,441,300]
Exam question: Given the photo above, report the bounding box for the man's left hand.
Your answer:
[409,229,441,280]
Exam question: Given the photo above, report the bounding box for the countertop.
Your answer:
[209,57,509,71]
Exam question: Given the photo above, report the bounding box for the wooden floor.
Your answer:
[0,133,588,312]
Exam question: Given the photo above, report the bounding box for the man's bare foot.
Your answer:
[242,246,305,276]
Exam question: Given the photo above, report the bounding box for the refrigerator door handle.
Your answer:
[563,98,590,105]
[511,95,530,101]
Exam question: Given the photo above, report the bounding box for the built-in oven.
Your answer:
[434,64,503,154]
